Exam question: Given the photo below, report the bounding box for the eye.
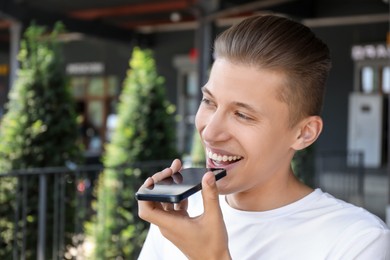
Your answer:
[201,97,216,108]
[235,111,253,121]
[201,97,211,105]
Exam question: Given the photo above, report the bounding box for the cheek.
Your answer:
[241,132,265,157]
[242,128,280,161]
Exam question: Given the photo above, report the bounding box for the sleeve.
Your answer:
[354,227,390,260]
[137,224,164,260]
[330,225,390,260]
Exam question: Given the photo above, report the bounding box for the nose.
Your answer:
[199,109,230,143]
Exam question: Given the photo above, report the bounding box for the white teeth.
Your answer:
[207,150,241,163]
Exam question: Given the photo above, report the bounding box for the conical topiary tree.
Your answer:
[0,22,81,259]
[0,22,80,170]
[292,145,315,187]
[190,129,205,167]
[89,47,178,259]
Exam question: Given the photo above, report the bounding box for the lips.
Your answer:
[207,149,242,167]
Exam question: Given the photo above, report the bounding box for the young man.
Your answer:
[137,14,390,259]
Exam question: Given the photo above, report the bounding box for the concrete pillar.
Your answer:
[9,21,21,91]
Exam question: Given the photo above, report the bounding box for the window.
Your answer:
[382,66,390,94]
[173,55,200,155]
[361,66,375,93]
[71,75,119,155]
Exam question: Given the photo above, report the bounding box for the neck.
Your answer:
[226,170,313,211]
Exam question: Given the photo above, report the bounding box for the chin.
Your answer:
[215,176,234,195]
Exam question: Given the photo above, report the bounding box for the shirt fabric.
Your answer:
[138,189,390,260]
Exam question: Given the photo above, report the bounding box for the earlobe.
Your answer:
[291,116,323,151]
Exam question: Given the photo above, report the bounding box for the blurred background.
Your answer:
[0,0,389,259]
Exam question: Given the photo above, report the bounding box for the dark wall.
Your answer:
[62,36,132,80]
[3,13,385,159]
[151,21,389,155]
[61,31,196,106]
[0,51,9,115]
[0,52,8,63]
[150,20,389,155]
[153,30,196,104]
[313,22,388,152]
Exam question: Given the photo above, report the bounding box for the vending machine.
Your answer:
[348,43,390,168]
[347,93,384,167]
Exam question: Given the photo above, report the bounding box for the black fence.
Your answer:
[315,150,365,206]
[0,153,366,259]
[0,160,172,260]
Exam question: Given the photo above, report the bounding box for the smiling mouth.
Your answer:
[207,149,242,166]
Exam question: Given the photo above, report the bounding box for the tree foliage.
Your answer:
[0,22,81,258]
[292,145,315,187]
[89,47,178,259]
[0,22,80,170]
[190,129,205,166]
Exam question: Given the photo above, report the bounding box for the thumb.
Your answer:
[201,171,221,214]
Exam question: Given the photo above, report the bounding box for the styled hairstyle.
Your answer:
[214,14,332,127]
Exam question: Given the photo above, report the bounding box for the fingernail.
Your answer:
[144,177,152,184]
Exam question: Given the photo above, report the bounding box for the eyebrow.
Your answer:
[201,86,213,97]
[201,86,260,114]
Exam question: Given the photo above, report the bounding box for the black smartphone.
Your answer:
[135,168,226,203]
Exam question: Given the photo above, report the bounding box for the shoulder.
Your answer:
[290,189,390,258]
[313,190,388,231]
[312,190,389,253]
[317,191,390,258]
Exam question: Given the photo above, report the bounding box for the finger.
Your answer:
[150,158,182,183]
[140,177,154,189]
[162,202,175,211]
[172,172,183,184]
[138,199,189,226]
[174,199,188,211]
[201,171,221,215]
[151,167,174,183]
[170,158,182,173]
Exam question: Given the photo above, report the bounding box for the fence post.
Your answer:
[357,152,365,202]
[37,173,47,260]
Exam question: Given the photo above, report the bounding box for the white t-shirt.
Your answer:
[138,189,390,260]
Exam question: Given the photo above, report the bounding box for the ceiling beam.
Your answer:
[0,0,141,43]
[0,19,12,30]
[70,0,197,20]
[119,15,195,29]
[302,13,390,27]
[204,0,297,22]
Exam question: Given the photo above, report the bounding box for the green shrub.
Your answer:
[89,47,178,259]
[0,22,81,259]
[292,145,315,187]
[190,129,205,166]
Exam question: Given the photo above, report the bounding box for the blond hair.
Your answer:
[214,15,331,127]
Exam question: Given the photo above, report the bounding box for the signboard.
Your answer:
[0,64,9,75]
[66,62,105,75]
[351,43,390,61]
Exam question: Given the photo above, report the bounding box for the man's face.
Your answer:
[195,58,300,195]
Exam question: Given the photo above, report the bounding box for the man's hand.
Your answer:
[137,159,231,259]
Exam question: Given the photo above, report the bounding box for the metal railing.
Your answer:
[0,154,366,259]
[315,150,365,206]
[0,160,172,260]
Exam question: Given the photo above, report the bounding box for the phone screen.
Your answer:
[135,168,226,203]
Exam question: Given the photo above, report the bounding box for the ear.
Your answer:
[291,116,323,151]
